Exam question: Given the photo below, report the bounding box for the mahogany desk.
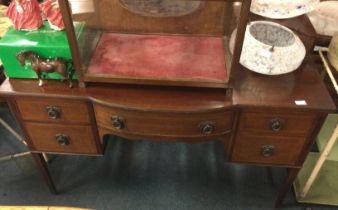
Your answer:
[0,62,335,208]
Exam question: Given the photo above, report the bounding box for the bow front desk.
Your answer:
[0,62,335,208]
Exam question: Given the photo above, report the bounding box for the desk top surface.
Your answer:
[0,61,335,112]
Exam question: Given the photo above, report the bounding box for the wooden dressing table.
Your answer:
[0,0,335,207]
[0,60,335,208]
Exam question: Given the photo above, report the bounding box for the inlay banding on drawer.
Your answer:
[94,104,234,138]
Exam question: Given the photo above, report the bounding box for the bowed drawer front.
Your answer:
[94,104,234,139]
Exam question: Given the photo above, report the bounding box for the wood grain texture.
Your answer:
[59,0,253,88]
[315,34,332,47]
[97,0,227,35]
[95,103,234,140]
[0,79,233,112]
[15,97,91,124]
[232,62,336,112]
[296,113,328,166]
[0,60,336,111]
[98,126,231,143]
[58,0,86,87]
[237,110,317,137]
[1,1,335,206]
[0,58,335,207]
[25,122,100,154]
[231,134,307,166]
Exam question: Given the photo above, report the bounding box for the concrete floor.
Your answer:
[0,105,337,210]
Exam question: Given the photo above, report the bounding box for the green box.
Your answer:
[0,21,83,79]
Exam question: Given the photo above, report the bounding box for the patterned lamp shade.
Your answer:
[328,33,338,72]
[250,0,320,19]
[229,21,306,75]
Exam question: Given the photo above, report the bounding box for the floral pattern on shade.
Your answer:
[250,0,319,19]
[230,21,306,75]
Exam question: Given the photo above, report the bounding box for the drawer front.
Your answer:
[231,135,305,165]
[238,111,316,137]
[24,122,99,154]
[94,104,234,138]
[16,98,91,124]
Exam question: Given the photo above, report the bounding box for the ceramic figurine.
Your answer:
[229,21,306,75]
[16,50,74,87]
[250,0,319,19]
[6,0,43,30]
[40,0,65,30]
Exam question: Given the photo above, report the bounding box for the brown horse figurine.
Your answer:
[16,50,74,88]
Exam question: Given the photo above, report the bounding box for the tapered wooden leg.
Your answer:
[275,168,300,208]
[31,153,57,194]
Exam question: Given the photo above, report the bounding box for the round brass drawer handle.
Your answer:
[261,145,275,157]
[46,106,61,120]
[199,121,216,135]
[55,134,70,146]
[269,118,284,132]
[111,116,125,129]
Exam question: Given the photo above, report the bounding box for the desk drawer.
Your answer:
[238,111,316,137]
[16,98,91,124]
[24,122,100,154]
[231,135,305,166]
[94,104,234,138]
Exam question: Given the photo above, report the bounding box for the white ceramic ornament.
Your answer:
[250,0,319,19]
[230,21,306,75]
